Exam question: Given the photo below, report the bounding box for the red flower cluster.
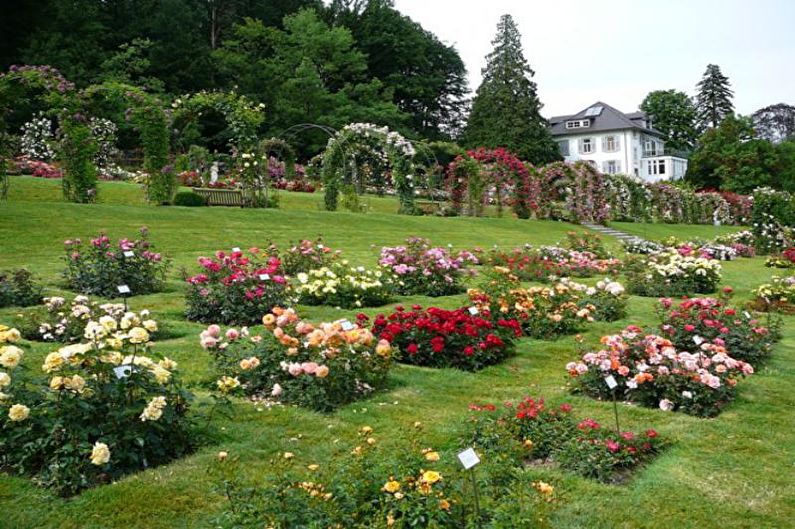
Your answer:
[372,305,521,371]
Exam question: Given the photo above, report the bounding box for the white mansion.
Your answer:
[549,102,688,182]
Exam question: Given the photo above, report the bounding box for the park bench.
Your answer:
[415,199,446,215]
[192,188,250,207]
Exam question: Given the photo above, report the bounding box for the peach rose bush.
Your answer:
[566,326,754,417]
[185,247,290,325]
[200,308,393,412]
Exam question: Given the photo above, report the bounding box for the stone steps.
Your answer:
[582,223,645,244]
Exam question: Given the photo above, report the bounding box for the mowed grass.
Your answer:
[0,176,793,529]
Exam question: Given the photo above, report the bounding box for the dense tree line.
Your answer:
[0,0,468,147]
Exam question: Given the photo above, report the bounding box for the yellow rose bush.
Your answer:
[0,318,194,496]
[201,307,393,412]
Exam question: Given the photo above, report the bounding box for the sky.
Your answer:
[392,0,795,118]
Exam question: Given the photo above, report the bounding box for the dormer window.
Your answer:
[565,119,591,129]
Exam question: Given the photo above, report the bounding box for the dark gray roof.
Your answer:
[549,102,664,138]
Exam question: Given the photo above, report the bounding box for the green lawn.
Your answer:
[0,176,792,529]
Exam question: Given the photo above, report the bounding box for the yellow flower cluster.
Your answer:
[8,403,30,422]
[296,480,333,501]
[140,396,167,421]
[0,325,21,344]
[50,374,89,395]
[90,441,111,466]
[216,376,241,394]
[0,345,23,369]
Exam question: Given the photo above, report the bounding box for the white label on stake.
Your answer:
[114,365,133,379]
[604,375,618,390]
[743,311,752,319]
[259,274,270,281]
[693,335,704,346]
[123,251,135,258]
[117,285,131,295]
[457,447,480,470]
[468,306,479,315]
[232,247,241,253]
[341,321,355,331]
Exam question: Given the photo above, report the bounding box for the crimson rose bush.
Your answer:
[370,305,521,371]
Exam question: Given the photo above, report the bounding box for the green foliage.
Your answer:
[464,14,560,164]
[640,89,698,152]
[172,90,264,153]
[173,191,207,207]
[0,269,42,308]
[147,165,178,205]
[695,64,734,130]
[59,115,98,203]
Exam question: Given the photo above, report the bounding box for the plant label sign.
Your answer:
[341,321,355,331]
[743,311,752,319]
[693,336,704,346]
[259,274,270,281]
[604,375,618,390]
[468,307,479,315]
[117,285,131,295]
[457,447,480,470]
[113,365,133,379]
[123,251,135,258]
[232,247,241,253]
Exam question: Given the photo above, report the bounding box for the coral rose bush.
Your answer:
[201,308,393,412]
[658,294,779,365]
[379,237,478,297]
[370,305,521,371]
[63,227,169,297]
[185,247,289,324]
[0,320,194,495]
[566,327,754,417]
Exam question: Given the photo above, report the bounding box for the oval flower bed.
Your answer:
[370,305,521,371]
[200,308,393,412]
[566,327,754,417]
[625,252,722,297]
[294,261,394,309]
[481,244,622,282]
[185,248,290,325]
[751,275,795,313]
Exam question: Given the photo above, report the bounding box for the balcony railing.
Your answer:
[642,148,690,159]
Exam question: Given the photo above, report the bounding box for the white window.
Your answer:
[602,135,620,152]
[579,138,594,154]
[566,119,590,129]
[603,160,622,174]
[646,159,666,176]
[566,121,580,129]
[580,119,590,128]
[644,139,661,156]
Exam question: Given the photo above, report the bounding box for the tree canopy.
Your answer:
[695,64,734,130]
[640,89,698,153]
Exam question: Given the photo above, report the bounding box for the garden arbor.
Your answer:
[322,123,418,214]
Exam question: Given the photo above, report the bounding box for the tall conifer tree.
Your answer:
[695,64,734,129]
[464,14,559,163]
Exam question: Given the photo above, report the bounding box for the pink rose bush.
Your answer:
[63,227,169,297]
[200,307,393,412]
[566,326,754,417]
[379,237,478,296]
[185,247,289,325]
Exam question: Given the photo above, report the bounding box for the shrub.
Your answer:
[751,275,795,313]
[658,294,779,365]
[294,262,394,309]
[568,277,628,322]
[480,244,621,282]
[0,320,194,496]
[378,237,478,297]
[173,191,206,207]
[59,114,98,203]
[765,248,795,268]
[147,164,178,205]
[624,252,722,297]
[566,327,754,417]
[370,305,521,371]
[564,230,610,258]
[622,239,664,255]
[16,296,164,344]
[468,267,594,339]
[63,228,169,297]
[185,248,289,325]
[0,269,42,308]
[200,308,393,412]
[270,238,341,276]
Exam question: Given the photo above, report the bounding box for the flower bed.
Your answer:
[0,321,194,495]
[625,252,722,297]
[270,238,341,276]
[466,397,663,483]
[379,237,478,296]
[0,269,42,308]
[658,294,779,365]
[751,275,795,313]
[622,239,665,255]
[294,262,394,309]
[468,267,594,339]
[63,227,169,297]
[481,245,622,282]
[16,295,159,344]
[370,305,521,371]
[200,308,393,412]
[562,277,628,322]
[765,248,795,268]
[566,327,754,417]
[185,248,289,325]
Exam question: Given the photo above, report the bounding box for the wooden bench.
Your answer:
[192,188,250,207]
[415,199,446,215]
